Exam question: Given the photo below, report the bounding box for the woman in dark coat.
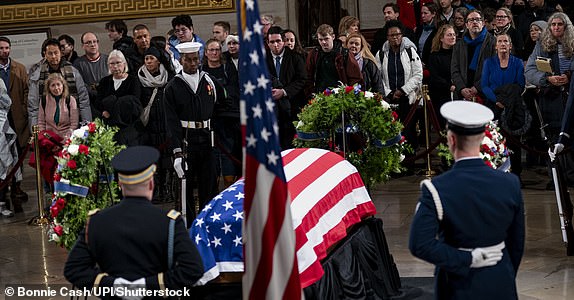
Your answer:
[137,46,175,201]
[428,24,457,128]
[346,33,384,95]
[96,49,142,146]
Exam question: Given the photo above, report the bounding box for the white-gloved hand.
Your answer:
[173,157,186,178]
[113,277,131,288]
[548,147,556,161]
[470,247,503,268]
[115,277,145,300]
[554,143,565,155]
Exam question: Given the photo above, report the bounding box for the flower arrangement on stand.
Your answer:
[294,84,408,189]
[438,121,511,170]
[47,119,124,249]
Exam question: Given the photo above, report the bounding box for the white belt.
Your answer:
[181,120,210,129]
[459,241,505,252]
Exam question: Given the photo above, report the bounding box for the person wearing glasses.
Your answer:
[73,32,109,116]
[493,7,524,58]
[451,9,495,102]
[58,34,79,64]
[377,20,423,165]
[168,15,206,63]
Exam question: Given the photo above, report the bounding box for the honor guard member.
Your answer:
[409,101,525,300]
[164,42,225,226]
[64,146,204,297]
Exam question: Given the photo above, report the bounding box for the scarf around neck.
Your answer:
[354,52,363,72]
[464,27,488,71]
[138,64,168,88]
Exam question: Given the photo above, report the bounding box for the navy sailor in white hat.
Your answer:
[409,101,525,300]
[163,41,226,226]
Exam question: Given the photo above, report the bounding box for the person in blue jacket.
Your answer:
[409,101,525,300]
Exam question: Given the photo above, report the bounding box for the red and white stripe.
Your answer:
[282,148,377,288]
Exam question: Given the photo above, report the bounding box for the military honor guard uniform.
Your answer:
[164,42,226,226]
[409,101,525,299]
[64,146,204,297]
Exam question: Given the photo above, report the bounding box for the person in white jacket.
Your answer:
[376,19,423,159]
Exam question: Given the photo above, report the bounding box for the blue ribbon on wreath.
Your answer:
[54,181,90,197]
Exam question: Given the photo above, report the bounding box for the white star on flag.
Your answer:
[252,103,262,118]
[253,21,263,35]
[245,0,254,10]
[202,203,212,212]
[195,218,204,228]
[211,236,222,248]
[267,151,279,166]
[257,74,269,89]
[246,134,257,148]
[210,212,221,222]
[223,200,234,211]
[221,223,232,234]
[244,81,256,95]
[233,235,243,247]
[265,98,275,112]
[260,127,271,142]
[235,192,244,200]
[233,210,244,221]
[195,234,202,244]
[249,50,259,65]
[243,28,253,41]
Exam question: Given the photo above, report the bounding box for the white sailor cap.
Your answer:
[176,42,202,54]
[440,101,493,135]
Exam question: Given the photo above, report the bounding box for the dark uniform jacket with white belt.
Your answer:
[163,72,225,223]
[409,158,525,300]
[64,197,203,298]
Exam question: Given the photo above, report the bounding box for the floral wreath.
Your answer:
[294,84,408,189]
[438,121,511,170]
[47,119,124,249]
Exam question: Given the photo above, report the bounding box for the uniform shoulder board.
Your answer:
[88,209,100,216]
[167,209,181,220]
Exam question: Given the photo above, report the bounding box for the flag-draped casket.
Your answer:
[190,148,377,287]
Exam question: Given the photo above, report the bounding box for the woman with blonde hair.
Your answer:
[428,24,457,128]
[338,16,360,45]
[38,73,79,139]
[346,32,384,94]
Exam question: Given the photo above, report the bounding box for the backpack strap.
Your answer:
[420,179,444,221]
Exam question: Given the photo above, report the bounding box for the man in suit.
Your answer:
[265,26,307,149]
[64,146,204,297]
[409,101,524,299]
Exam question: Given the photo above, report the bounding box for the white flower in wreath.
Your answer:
[67,144,79,156]
[72,128,87,139]
[482,137,496,149]
[296,120,304,129]
[332,88,340,94]
[50,233,60,243]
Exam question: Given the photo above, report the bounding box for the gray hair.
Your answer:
[540,12,574,58]
[108,49,129,74]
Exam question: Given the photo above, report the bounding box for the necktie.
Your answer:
[275,56,281,77]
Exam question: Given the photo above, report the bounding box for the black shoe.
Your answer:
[546,181,555,191]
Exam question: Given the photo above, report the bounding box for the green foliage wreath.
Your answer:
[294,84,408,189]
[47,119,124,249]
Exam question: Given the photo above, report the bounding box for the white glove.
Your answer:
[554,143,565,155]
[173,157,186,178]
[122,278,145,300]
[470,247,503,268]
[113,277,131,288]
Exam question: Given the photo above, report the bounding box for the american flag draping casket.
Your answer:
[190,148,377,287]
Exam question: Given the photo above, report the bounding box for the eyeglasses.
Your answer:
[495,15,509,19]
[227,41,239,45]
[83,40,98,45]
[467,18,483,23]
[174,28,190,34]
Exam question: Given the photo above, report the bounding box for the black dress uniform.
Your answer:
[409,102,525,300]
[64,146,204,298]
[164,68,225,225]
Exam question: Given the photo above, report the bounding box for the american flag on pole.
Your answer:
[238,0,303,298]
